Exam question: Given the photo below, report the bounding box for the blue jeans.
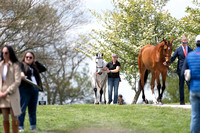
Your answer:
[18,86,39,129]
[190,91,200,133]
[108,78,120,104]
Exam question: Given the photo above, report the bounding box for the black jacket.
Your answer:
[20,61,47,91]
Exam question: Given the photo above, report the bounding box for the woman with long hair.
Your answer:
[0,45,21,133]
[18,51,46,132]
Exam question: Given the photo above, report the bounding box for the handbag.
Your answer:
[184,69,191,81]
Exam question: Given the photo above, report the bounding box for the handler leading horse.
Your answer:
[138,39,173,104]
[90,53,107,104]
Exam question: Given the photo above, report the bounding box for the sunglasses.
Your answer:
[26,56,33,59]
[3,52,8,55]
[183,42,188,44]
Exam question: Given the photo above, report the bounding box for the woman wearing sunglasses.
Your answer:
[0,46,21,133]
[18,52,46,132]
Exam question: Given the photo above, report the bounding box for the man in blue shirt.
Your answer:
[170,36,193,105]
[182,35,200,133]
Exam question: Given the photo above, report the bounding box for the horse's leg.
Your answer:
[160,70,167,104]
[140,79,145,104]
[140,70,149,104]
[103,84,107,104]
[140,72,146,103]
[94,88,99,104]
[138,52,148,104]
[151,71,157,104]
[99,88,103,104]
[156,71,162,103]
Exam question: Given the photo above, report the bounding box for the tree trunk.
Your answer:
[132,88,141,104]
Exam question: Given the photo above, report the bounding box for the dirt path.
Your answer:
[153,104,191,109]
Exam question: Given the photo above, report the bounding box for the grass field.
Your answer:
[0,104,191,133]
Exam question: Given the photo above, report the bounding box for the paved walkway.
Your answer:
[153,104,191,109]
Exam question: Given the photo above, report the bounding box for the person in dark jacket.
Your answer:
[182,35,200,133]
[18,52,47,132]
[169,36,193,105]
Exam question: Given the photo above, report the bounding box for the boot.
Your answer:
[3,120,10,133]
[12,120,19,133]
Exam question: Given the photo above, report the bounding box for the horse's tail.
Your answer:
[144,70,149,84]
[138,46,149,87]
[138,69,149,90]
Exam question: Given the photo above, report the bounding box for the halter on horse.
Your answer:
[89,53,107,104]
[138,39,173,104]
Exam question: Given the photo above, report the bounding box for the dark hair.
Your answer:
[21,51,35,63]
[1,45,19,63]
[118,94,123,98]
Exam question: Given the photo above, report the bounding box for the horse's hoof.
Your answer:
[94,102,99,104]
[158,102,163,105]
[153,101,158,105]
[104,101,107,104]
[142,101,147,104]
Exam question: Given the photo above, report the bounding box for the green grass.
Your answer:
[0,104,191,133]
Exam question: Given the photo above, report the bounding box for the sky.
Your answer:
[81,0,199,104]
[84,0,198,19]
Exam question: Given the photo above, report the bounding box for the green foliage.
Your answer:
[75,0,179,92]
[163,74,189,103]
[0,105,190,132]
[75,0,200,103]
[164,1,200,102]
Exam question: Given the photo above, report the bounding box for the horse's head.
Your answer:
[95,53,104,75]
[162,39,173,66]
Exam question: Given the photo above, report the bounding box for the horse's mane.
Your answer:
[155,40,165,46]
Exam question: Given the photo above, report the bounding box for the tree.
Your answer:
[33,0,92,105]
[40,42,93,105]
[0,0,60,55]
[75,0,182,104]
[162,0,200,103]
[0,0,92,104]
[162,73,189,103]
[161,0,200,103]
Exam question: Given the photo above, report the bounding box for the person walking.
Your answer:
[182,35,200,133]
[18,52,47,132]
[0,45,21,133]
[169,36,193,105]
[103,54,120,104]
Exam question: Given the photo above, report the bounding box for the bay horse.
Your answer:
[138,39,173,104]
[89,53,107,104]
